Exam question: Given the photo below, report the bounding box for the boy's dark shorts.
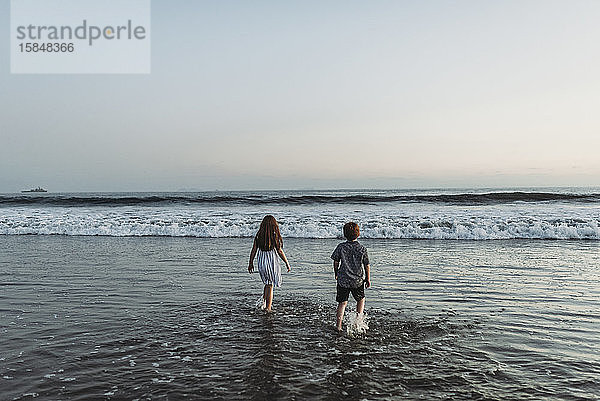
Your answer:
[336,283,365,303]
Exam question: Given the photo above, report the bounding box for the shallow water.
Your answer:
[1,237,599,400]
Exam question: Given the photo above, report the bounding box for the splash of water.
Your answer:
[346,312,369,336]
[255,297,266,310]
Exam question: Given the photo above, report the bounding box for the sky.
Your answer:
[1,0,600,192]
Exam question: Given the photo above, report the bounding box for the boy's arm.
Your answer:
[333,260,340,280]
[248,241,257,273]
[364,264,371,288]
[276,247,291,272]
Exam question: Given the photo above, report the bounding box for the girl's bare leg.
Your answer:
[336,301,348,331]
[261,286,267,309]
[264,284,274,311]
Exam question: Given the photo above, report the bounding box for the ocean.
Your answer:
[1,188,599,400]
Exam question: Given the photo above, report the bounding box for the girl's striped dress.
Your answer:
[256,248,282,287]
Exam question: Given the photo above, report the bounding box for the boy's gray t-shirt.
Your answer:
[331,240,369,288]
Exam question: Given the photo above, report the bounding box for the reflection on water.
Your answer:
[0,237,599,400]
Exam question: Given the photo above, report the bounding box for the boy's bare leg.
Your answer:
[336,301,348,331]
[264,284,274,311]
[356,298,365,315]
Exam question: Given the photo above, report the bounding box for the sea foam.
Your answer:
[2,190,599,239]
[0,207,598,239]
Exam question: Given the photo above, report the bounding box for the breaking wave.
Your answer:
[1,213,598,239]
[2,191,600,207]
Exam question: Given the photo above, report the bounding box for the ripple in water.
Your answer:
[0,296,517,400]
[1,236,599,400]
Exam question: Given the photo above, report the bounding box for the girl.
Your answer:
[248,215,291,311]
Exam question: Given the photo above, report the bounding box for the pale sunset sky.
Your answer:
[1,0,599,191]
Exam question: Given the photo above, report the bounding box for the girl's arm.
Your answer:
[276,247,291,272]
[248,240,257,273]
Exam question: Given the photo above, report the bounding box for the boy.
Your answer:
[331,222,371,332]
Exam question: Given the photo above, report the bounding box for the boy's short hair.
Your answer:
[343,222,360,241]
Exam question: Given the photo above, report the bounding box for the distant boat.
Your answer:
[21,187,48,193]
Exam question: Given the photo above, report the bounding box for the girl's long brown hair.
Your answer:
[255,215,283,251]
